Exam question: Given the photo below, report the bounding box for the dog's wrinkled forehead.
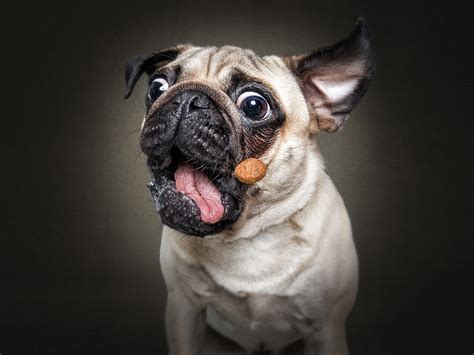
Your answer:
[174,46,281,81]
[169,46,301,111]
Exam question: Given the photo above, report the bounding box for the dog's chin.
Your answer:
[146,148,244,237]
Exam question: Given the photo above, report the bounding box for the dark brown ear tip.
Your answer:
[355,17,371,35]
[353,17,371,41]
[356,16,368,27]
[352,17,375,63]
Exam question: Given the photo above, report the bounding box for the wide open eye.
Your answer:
[236,91,271,120]
[147,77,169,101]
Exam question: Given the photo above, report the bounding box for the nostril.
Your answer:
[190,95,211,110]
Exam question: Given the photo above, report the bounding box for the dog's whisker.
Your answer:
[211,171,222,183]
[134,150,146,163]
[195,163,207,172]
[118,128,142,152]
[288,141,319,150]
[114,127,142,137]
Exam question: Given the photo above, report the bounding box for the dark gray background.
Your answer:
[1,0,472,354]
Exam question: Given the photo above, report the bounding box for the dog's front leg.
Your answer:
[303,322,348,355]
[166,290,206,355]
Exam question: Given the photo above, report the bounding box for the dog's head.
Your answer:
[124,18,375,237]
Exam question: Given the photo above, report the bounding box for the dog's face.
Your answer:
[124,18,375,237]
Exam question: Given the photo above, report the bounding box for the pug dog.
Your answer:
[124,17,375,355]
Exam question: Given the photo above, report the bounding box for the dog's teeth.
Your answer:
[160,155,172,169]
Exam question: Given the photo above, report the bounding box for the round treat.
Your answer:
[234,158,267,184]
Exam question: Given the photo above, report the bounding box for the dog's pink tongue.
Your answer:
[175,163,224,224]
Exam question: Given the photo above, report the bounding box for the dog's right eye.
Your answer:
[148,77,169,101]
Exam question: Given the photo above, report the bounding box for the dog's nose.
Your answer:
[172,90,212,114]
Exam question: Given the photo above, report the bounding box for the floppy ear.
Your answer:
[124,44,189,99]
[285,17,375,133]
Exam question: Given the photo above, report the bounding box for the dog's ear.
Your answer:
[285,17,375,133]
[124,44,190,99]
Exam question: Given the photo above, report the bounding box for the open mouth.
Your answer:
[175,162,224,224]
[163,147,226,224]
[146,145,243,236]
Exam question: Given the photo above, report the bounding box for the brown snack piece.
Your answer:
[234,158,267,184]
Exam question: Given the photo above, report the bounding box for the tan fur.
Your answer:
[153,46,358,355]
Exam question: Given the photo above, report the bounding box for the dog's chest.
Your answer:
[185,225,314,295]
[204,287,308,350]
[174,225,319,349]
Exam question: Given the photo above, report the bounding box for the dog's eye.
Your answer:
[148,77,169,101]
[236,91,271,120]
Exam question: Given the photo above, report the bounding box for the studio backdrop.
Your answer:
[1,1,472,354]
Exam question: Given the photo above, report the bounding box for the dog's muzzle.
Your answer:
[140,88,245,237]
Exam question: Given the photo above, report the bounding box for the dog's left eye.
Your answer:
[148,77,169,101]
[236,91,271,120]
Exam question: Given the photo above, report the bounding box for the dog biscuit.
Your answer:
[234,158,267,184]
